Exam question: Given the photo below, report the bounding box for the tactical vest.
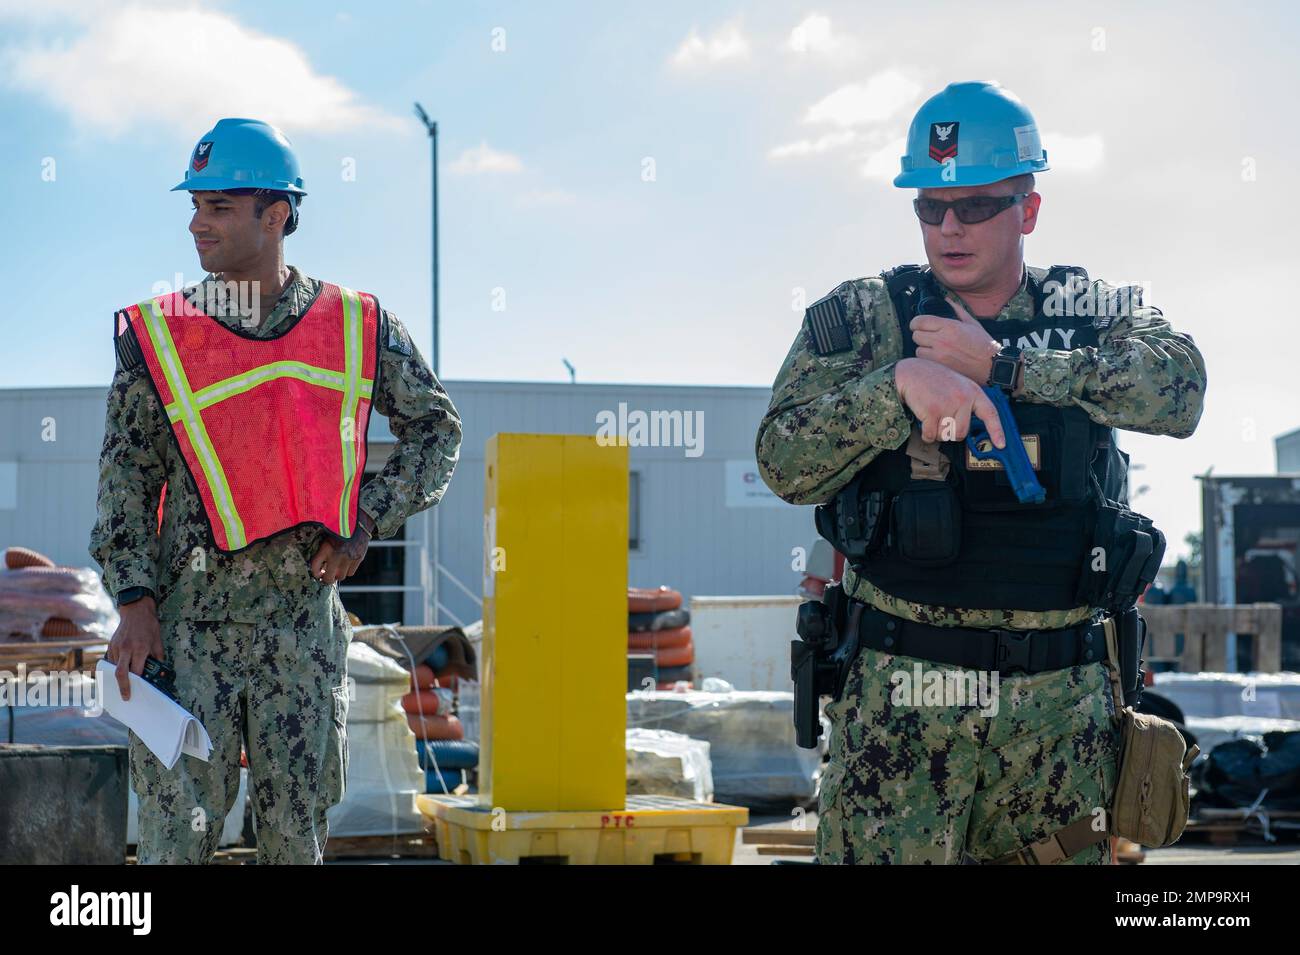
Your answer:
[817,264,1161,612]
[116,282,380,553]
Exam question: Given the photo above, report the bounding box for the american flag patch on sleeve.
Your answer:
[804,293,853,356]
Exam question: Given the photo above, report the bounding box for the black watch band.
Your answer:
[116,586,156,607]
[987,346,1022,392]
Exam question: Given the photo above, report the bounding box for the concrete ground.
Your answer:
[731,811,1300,865]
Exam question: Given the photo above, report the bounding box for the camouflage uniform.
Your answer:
[757,264,1206,863]
[90,266,462,864]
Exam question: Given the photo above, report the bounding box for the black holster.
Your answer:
[814,474,888,562]
[1113,605,1148,709]
[791,584,861,749]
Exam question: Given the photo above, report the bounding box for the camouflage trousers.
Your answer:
[130,615,351,864]
[816,644,1121,865]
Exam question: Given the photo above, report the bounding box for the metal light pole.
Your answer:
[414,102,441,624]
[414,102,439,375]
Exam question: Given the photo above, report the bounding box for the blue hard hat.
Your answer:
[172,118,307,195]
[894,81,1049,189]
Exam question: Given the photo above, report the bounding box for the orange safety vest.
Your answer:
[117,282,380,552]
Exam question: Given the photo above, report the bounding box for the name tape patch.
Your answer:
[966,433,1041,471]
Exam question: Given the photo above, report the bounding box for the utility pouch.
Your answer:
[1103,616,1198,847]
[1075,502,1166,610]
[891,480,961,567]
[1111,708,1198,847]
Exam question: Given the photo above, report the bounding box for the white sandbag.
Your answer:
[626,688,823,807]
[344,640,413,724]
[626,728,713,802]
[325,639,426,837]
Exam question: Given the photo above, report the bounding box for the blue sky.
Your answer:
[2,0,1298,560]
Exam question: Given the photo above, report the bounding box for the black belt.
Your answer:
[853,604,1109,675]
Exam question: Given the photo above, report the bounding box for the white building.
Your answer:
[0,382,815,627]
[1277,426,1300,474]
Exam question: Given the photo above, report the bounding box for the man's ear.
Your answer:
[262,198,289,236]
[1021,192,1041,236]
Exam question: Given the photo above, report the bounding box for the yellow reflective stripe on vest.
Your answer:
[162,361,376,416]
[337,287,364,537]
[136,300,248,550]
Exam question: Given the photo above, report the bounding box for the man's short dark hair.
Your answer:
[224,187,301,235]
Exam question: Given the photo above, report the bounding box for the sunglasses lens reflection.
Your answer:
[954,197,1004,223]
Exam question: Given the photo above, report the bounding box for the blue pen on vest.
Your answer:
[915,294,1046,504]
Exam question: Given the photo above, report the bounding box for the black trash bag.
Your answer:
[1193,731,1300,811]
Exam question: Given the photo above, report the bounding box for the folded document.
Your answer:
[95,660,212,769]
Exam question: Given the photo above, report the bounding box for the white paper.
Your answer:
[95,660,212,769]
[1013,123,1041,162]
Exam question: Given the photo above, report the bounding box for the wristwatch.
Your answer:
[116,586,156,607]
[987,345,1023,393]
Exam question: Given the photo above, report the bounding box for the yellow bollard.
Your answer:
[478,433,627,811]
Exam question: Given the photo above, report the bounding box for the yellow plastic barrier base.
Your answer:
[417,793,750,865]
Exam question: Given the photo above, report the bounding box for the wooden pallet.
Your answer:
[0,639,105,673]
[741,827,816,857]
[1182,809,1300,846]
[157,835,443,864]
[322,833,441,860]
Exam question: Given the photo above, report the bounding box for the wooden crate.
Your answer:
[1140,603,1282,672]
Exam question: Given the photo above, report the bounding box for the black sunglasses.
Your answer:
[913,193,1028,225]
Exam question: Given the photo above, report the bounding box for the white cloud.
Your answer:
[671,22,750,68]
[1,5,401,137]
[805,71,921,127]
[788,14,842,54]
[1041,132,1105,172]
[770,130,858,160]
[449,142,524,175]
[0,0,116,21]
[859,136,908,182]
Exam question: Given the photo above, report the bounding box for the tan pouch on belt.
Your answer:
[906,428,950,481]
[1103,615,1199,847]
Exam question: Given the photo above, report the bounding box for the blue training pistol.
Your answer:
[914,294,1046,504]
[965,385,1045,504]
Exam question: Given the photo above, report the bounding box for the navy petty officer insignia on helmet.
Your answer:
[192,140,213,171]
[929,122,958,163]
